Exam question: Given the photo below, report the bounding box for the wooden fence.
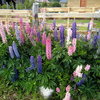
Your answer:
[0,7,100,24]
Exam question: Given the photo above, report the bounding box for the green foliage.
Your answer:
[49,2,61,7]
[0,23,100,100]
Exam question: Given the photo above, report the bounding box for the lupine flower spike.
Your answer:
[37,55,42,74]
[12,41,20,58]
[46,36,52,60]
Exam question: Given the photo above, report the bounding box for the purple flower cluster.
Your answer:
[37,55,42,74]
[37,32,41,42]
[26,56,35,72]
[54,29,58,41]
[53,19,56,30]
[8,41,20,59]
[9,46,14,59]
[59,25,65,46]
[76,74,86,86]
[12,41,20,58]
[72,21,77,39]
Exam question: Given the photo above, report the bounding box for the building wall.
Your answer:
[68,0,100,7]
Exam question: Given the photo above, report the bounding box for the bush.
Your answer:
[50,2,61,7]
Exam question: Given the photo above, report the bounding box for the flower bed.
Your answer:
[0,19,100,100]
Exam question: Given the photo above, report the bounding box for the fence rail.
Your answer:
[0,7,100,23]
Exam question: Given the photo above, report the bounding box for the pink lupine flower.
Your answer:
[89,19,93,30]
[0,24,7,43]
[11,22,15,29]
[85,64,91,71]
[19,18,24,31]
[33,26,37,35]
[68,46,73,56]
[42,32,46,45]
[87,31,91,40]
[73,65,83,77]
[66,85,71,92]
[66,28,72,46]
[25,23,31,35]
[72,38,77,46]
[46,36,52,60]
[20,31,25,44]
[5,24,11,35]
[63,92,71,100]
[56,87,60,93]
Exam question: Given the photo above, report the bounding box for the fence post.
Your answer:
[32,2,39,27]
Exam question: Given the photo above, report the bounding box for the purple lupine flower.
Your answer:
[30,56,35,68]
[54,29,58,41]
[92,35,98,46]
[37,32,41,42]
[37,55,42,74]
[9,46,14,59]
[26,56,35,72]
[15,23,21,43]
[87,22,90,31]
[76,74,86,86]
[12,41,20,58]
[12,68,19,82]
[59,25,65,46]
[72,21,77,38]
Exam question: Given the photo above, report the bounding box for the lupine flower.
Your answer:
[54,29,58,41]
[42,32,46,45]
[73,65,83,77]
[85,64,91,71]
[72,21,77,39]
[5,24,11,35]
[76,74,86,86]
[66,85,71,92]
[12,41,20,58]
[11,22,15,29]
[66,28,72,46]
[87,31,91,40]
[37,55,42,74]
[9,46,14,59]
[92,35,98,46]
[19,18,24,30]
[40,22,44,31]
[63,92,71,100]
[56,87,60,93]
[68,46,74,56]
[46,37,52,60]
[12,68,19,82]
[25,56,35,72]
[0,24,7,43]
[37,32,41,42]
[89,19,93,31]
[20,31,25,44]
[59,25,65,47]
[33,26,37,35]
[25,23,31,35]
[72,38,77,46]
[15,23,21,43]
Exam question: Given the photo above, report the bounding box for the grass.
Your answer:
[46,19,100,30]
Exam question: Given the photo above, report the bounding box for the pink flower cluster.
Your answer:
[68,38,77,56]
[46,36,52,60]
[73,65,83,77]
[0,23,7,43]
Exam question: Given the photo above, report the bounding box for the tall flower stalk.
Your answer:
[37,55,42,74]
[59,25,65,47]
[42,32,46,45]
[12,41,20,58]
[46,36,52,60]
[9,46,14,59]
[72,21,77,39]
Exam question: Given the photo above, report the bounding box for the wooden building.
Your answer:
[68,0,100,7]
